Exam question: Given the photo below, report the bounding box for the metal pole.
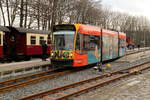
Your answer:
[96,27,103,72]
[100,28,103,63]
[118,31,120,57]
[143,27,146,55]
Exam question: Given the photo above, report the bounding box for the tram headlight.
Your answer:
[69,52,73,58]
[51,52,54,57]
[70,53,73,57]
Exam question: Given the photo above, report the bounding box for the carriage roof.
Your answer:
[7,27,51,34]
[0,26,10,32]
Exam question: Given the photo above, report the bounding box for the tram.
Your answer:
[50,24,126,67]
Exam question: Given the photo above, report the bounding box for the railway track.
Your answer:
[126,48,150,56]
[0,67,83,93]
[0,47,144,94]
[17,60,150,100]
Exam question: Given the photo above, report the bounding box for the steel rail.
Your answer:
[17,60,150,100]
[0,69,52,86]
[55,64,150,100]
[0,68,79,93]
[126,48,150,56]
[0,63,51,85]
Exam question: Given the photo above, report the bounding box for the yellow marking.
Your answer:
[130,68,140,73]
[43,96,56,100]
[0,31,4,46]
[50,50,74,59]
[74,24,80,51]
[105,64,111,68]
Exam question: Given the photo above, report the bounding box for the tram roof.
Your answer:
[54,24,126,37]
[119,32,126,38]
[75,24,119,36]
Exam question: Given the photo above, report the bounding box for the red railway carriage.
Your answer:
[0,26,10,60]
[3,27,52,61]
[126,36,134,49]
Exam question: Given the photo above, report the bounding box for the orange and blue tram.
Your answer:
[50,24,126,67]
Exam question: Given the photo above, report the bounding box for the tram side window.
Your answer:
[76,33,90,54]
[76,34,101,54]
[119,39,122,48]
[89,35,100,50]
[39,36,44,45]
[83,34,90,51]
[120,38,126,48]
[122,39,126,48]
[31,36,36,45]
[76,33,80,50]
[76,33,85,53]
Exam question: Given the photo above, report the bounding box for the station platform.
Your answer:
[0,59,51,78]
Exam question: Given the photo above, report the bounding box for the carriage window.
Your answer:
[0,34,1,45]
[31,36,36,45]
[47,35,51,44]
[39,36,44,44]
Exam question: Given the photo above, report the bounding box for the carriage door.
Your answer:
[4,31,16,58]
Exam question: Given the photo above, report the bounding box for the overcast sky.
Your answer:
[102,0,150,19]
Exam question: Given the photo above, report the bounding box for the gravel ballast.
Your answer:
[0,54,150,100]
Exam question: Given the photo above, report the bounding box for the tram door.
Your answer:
[3,32,16,60]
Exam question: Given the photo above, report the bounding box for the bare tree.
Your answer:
[20,0,24,27]
[50,0,58,31]
[0,0,5,26]
[10,0,19,26]
[24,0,28,28]
[6,0,11,26]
